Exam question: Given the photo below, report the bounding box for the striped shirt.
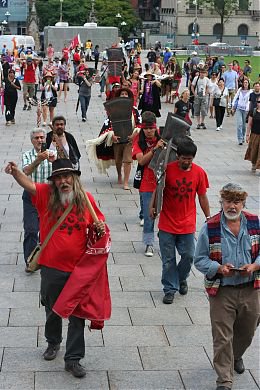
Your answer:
[22,148,52,183]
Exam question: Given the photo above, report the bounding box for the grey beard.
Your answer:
[224,210,241,221]
[59,190,74,206]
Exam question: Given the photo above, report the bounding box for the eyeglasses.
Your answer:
[34,136,45,139]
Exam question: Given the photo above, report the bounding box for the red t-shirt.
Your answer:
[62,48,69,60]
[31,184,104,272]
[132,134,157,192]
[158,161,209,234]
[23,63,36,83]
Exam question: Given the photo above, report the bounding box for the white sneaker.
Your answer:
[219,125,222,129]
[216,127,220,131]
[42,122,46,126]
[140,219,144,227]
[145,245,154,257]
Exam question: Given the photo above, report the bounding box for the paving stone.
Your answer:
[151,291,209,307]
[204,345,259,370]
[120,276,162,291]
[103,325,168,347]
[0,327,37,347]
[0,292,39,308]
[186,306,211,325]
[139,346,212,370]
[9,307,45,327]
[129,307,192,326]
[180,369,259,390]
[164,325,212,347]
[0,372,34,390]
[0,252,18,264]
[106,307,132,326]
[111,292,154,308]
[35,371,109,389]
[0,277,14,292]
[250,370,260,387]
[108,370,184,390]
[110,231,141,241]
[0,309,9,326]
[113,252,161,265]
[108,264,143,277]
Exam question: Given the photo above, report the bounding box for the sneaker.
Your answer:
[65,360,86,378]
[11,119,15,124]
[23,104,27,110]
[98,94,102,97]
[163,292,175,304]
[216,127,220,131]
[42,122,46,126]
[179,280,188,295]
[239,142,243,145]
[227,113,230,117]
[145,245,154,257]
[140,219,144,227]
[82,118,86,122]
[200,123,207,129]
[43,343,60,361]
[27,105,31,111]
[251,164,256,172]
[196,124,201,129]
[219,125,222,129]
[5,121,11,126]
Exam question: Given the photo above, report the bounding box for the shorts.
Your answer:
[60,79,69,83]
[113,142,132,164]
[23,82,35,98]
[194,96,208,117]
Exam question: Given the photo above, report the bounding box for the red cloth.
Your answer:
[132,134,157,192]
[53,225,111,329]
[158,161,209,234]
[31,184,104,272]
[62,48,69,60]
[23,63,36,83]
[73,52,80,62]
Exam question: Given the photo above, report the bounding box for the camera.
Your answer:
[41,143,47,152]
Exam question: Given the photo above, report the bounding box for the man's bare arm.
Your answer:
[5,162,36,195]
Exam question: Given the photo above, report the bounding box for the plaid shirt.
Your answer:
[22,148,52,183]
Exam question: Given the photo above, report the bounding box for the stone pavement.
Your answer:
[0,64,259,390]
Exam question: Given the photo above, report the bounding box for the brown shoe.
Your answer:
[43,344,60,360]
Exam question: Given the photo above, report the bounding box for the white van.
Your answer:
[0,35,35,53]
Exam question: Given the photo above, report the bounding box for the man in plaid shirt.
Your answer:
[22,128,55,271]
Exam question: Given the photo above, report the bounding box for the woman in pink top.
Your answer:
[129,70,140,106]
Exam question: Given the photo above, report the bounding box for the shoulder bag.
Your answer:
[27,204,73,272]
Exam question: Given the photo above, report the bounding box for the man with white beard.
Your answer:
[194,183,260,390]
[5,159,106,378]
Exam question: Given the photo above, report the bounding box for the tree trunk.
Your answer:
[220,14,224,42]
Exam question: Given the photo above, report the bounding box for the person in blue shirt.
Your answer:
[194,183,260,390]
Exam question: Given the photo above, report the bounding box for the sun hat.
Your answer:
[47,159,81,180]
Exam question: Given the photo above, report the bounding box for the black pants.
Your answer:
[40,266,85,362]
[215,105,226,127]
[5,94,18,122]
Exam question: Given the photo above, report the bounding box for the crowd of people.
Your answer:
[1,38,260,390]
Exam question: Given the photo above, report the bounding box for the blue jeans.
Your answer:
[159,230,195,294]
[22,190,39,264]
[236,109,247,143]
[140,191,154,246]
[79,95,91,119]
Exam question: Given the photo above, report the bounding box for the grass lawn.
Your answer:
[175,55,260,83]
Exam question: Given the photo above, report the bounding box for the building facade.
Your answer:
[158,0,260,47]
[0,0,29,35]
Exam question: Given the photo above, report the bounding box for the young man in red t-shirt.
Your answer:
[151,138,210,304]
[22,57,38,110]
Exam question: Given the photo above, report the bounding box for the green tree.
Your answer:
[35,0,141,37]
[193,0,239,42]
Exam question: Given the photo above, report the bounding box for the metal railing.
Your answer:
[187,44,253,56]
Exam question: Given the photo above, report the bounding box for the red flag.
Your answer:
[69,34,81,50]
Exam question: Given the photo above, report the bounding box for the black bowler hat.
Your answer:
[47,159,81,180]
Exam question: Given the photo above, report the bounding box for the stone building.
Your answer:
[159,0,260,46]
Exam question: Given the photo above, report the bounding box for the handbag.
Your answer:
[213,97,221,107]
[133,164,144,189]
[27,204,73,272]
